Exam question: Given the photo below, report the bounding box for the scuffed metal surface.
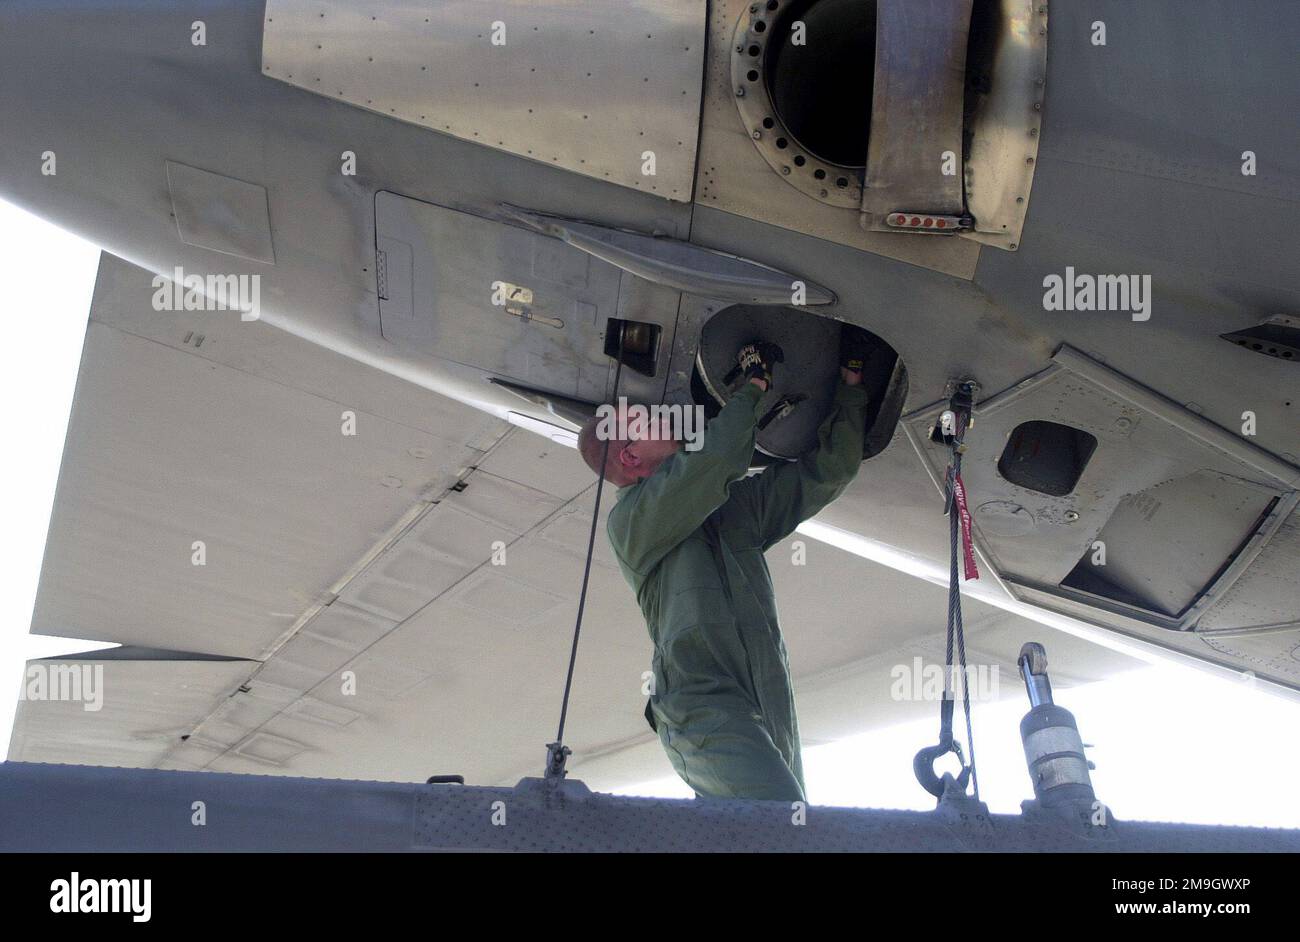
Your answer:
[861,0,973,222]
[262,0,706,201]
[963,0,1048,250]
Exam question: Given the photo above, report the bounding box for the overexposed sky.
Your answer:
[0,199,113,753]
[3,198,1299,832]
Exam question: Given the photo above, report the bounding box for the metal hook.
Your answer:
[913,706,972,799]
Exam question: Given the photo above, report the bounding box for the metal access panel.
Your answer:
[860,0,973,223]
[1059,471,1279,619]
[904,347,1300,633]
[375,191,674,404]
[261,0,707,201]
[165,161,275,264]
[962,0,1049,250]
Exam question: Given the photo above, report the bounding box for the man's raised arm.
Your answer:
[607,382,764,577]
[727,377,869,551]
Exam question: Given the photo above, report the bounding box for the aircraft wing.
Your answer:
[10,252,1141,789]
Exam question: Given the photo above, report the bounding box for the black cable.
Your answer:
[942,415,980,801]
[949,449,980,801]
[550,322,626,765]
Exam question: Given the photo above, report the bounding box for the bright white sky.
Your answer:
[3,198,1300,830]
[0,200,114,752]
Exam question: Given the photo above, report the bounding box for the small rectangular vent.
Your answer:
[998,421,1097,497]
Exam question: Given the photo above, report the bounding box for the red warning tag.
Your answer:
[952,472,980,581]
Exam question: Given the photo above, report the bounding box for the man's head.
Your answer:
[578,402,682,487]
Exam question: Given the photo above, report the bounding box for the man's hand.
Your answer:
[840,323,869,387]
[735,341,784,392]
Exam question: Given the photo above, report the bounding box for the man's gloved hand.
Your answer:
[733,341,784,390]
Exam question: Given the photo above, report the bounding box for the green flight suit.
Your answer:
[607,380,869,801]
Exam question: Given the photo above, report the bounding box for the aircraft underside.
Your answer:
[1,0,1298,854]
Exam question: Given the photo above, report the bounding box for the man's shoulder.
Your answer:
[606,481,645,544]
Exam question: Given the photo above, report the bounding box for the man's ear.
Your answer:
[617,442,639,470]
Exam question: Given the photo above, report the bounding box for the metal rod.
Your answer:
[548,321,627,773]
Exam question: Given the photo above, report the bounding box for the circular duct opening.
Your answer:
[764,0,877,168]
[693,304,906,461]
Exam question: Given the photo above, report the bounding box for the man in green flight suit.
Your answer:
[577,338,869,801]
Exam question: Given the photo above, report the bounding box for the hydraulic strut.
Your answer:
[1017,642,1104,823]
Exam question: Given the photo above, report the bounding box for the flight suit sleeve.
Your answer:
[727,381,869,550]
[607,383,764,577]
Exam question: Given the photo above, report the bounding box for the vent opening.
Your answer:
[764,0,877,168]
[692,305,905,461]
[1220,319,1300,361]
[997,421,1097,497]
[604,319,661,377]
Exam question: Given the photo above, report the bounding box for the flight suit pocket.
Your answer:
[656,622,759,723]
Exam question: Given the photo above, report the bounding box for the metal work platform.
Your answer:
[2,762,1296,852]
